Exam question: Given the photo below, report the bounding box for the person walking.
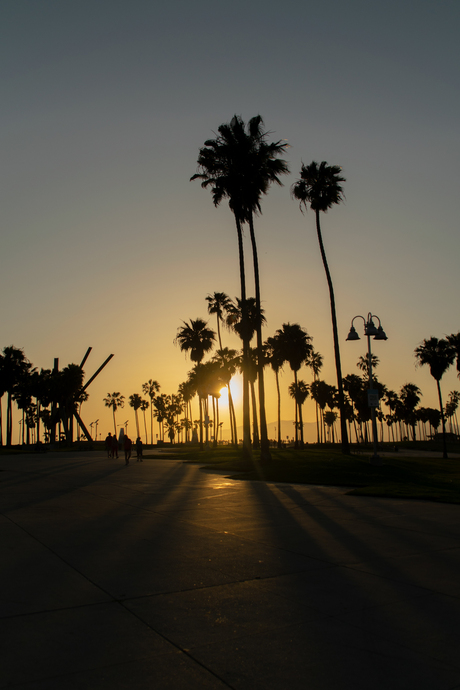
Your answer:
[136,437,143,461]
[105,432,112,458]
[123,435,132,465]
[111,434,119,459]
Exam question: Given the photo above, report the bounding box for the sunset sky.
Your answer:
[1,0,459,442]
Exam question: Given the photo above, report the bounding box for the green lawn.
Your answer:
[156,446,460,505]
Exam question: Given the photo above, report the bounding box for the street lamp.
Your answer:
[346,312,388,464]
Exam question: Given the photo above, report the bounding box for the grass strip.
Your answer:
[162,447,460,505]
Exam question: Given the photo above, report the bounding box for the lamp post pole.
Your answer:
[346,313,387,464]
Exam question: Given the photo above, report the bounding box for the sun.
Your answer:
[219,376,242,407]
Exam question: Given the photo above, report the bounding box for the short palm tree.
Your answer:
[177,379,196,443]
[142,379,160,444]
[292,161,349,454]
[275,323,313,447]
[103,392,125,437]
[175,319,216,449]
[399,383,422,441]
[206,292,232,350]
[212,347,239,446]
[414,337,455,458]
[288,380,310,448]
[129,394,143,439]
[264,335,285,448]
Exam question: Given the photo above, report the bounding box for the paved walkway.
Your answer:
[1,450,460,689]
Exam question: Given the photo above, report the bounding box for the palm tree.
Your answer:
[343,374,366,443]
[324,410,339,443]
[212,348,239,446]
[288,380,310,447]
[445,391,460,435]
[264,335,285,448]
[415,337,455,458]
[310,380,332,444]
[103,392,125,436]
[357,354,380,380]
[129,394,143,439]
[447,333,460,378]
[275,323,313,448]
[292,161,349,454]
[309,349,323,443]
[1,346,32,446]
[399,383,422,441]
[153,394,168,441]
[206,292,232,351]
[142,379,160,445]
[177,379,196,443]
[175,319,216,449]
[175,319,216,365]
[192,115,289,463]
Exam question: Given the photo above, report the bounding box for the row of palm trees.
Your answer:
[191,115,350,460]
[0,346,89,446]
[103,385,187,445]
[174,295,460,455]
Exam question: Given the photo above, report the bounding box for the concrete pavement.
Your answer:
[1,450,460,689]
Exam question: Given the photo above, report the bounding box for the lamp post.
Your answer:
[346,313,388,464]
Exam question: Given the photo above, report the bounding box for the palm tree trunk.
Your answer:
[143,411,148,443]
[227,385,236,445]
[250,381,259,448]
[315,210,350,454]
[299,401,304,447]
[275,370,282,449]
[150,401,154,445]
[235,217,252,460]
[7,392,13,446]
[199,397,204,450]
[437,379,448,459]
[248,215,271,462]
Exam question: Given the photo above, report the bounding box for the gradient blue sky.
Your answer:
[1,0,459,440]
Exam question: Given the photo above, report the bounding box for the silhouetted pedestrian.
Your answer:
[105,432,112,458]
[136,437,143,461]
[123,435,132,465]
[111,434,119,459]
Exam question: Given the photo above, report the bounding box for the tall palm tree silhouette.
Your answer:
[415,337,455,458]
[103,392,125,437]
[292,161,349,454]
[192,115,289,463]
